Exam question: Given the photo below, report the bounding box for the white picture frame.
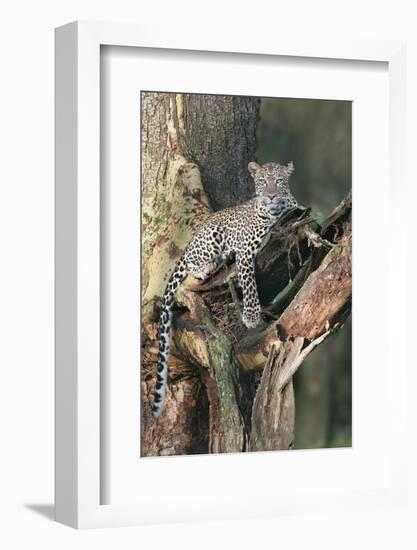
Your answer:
[55,20,407,528]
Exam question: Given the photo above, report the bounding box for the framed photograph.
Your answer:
[55,21,407,528]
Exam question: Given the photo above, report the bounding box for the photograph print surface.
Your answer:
[140,92,352,457]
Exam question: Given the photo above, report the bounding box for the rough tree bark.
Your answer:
[140,92,352,457]
[141,92,260,455]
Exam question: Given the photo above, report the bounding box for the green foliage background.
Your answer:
[257,98,352,449]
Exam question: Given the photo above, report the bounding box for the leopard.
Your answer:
[151,160,298,418]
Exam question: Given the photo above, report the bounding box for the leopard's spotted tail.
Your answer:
[152,257,188,418]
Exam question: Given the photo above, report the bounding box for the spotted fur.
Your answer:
[152,161,297,418]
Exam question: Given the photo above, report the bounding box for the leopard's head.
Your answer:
[248,161,295,198]
[249,161,299,219]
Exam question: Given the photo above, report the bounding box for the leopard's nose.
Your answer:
[264,180,276,197]
[265,188,277,198]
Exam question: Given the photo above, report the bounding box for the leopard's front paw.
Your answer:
[242,309,262,329]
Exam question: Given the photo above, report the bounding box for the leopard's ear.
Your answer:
[248,161,260,177]
[286,161,294,175]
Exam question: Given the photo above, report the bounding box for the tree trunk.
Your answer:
[140,92,352,457]
[141,92,260,456]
